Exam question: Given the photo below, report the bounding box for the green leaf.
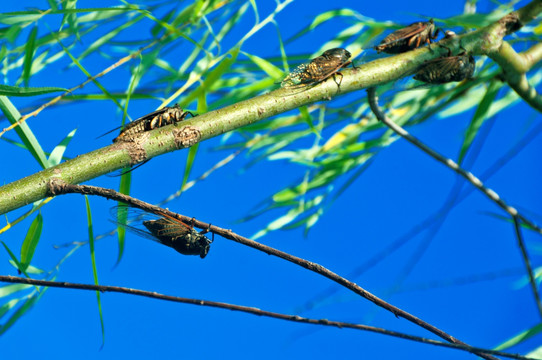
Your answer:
[0,299,20,320]
[0,284,32,298]
[1,242,27,276]
[181,143,199,192]
[85,196,105,347]
[53,34,124,111]
[187,48,240,108]
[0,96,50,169]
[285,9,361,44]
[48,128,77,166]
[0,85,67,96]
[241,51,284,79]
[60,0,78,32]
[0,292,42,335]
[116,172,131,266]
[252,207,302,239]
[21,26,38,87]
[494,322,542,350]
[457,81,501,165]
[299,106,317,135]
[20,213,43,272]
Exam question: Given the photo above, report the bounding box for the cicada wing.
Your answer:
[110,205,163,243]
[379,22,427,46]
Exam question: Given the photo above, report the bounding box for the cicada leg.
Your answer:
[332,72,344,92]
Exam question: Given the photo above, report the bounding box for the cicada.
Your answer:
[113,206,212,258]
[375,19,441,54]
[413,51,475,84]
[113,104,195,142]
[281,48,354,89]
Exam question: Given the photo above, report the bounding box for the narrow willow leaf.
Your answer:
[527,344,542,357]
[0,96,50,168]
[1,241,30,278]
[22,26,38,87]
[54,35,124,110]
[85,196,105,347]
[48,128,77,166]
[494,322,542,350]
[116,171,131,265]
[457,81,501,165]
[0,284,32,298]
[252,208,301,239]
[0,299,21,323]
[77,14,145,61]
[299,106,317,135]
[0,293,40,335]
[60,0,78,31]
[179,48,240,108]
[438,86,486,118]
[181,143,199,192]
[0,84,67,96]
[285,9,360,44]
[241,51,283,79]
[20,213,43,272]
[0,14,42,26]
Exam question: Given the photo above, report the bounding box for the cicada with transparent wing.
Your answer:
[281,48,354,89]
[375,19,442,54]
[112,104,196,142]
[112,206,212,258]
[414,51,475,84]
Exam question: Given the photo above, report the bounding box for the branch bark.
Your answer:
[0,275,535,360]
[46,180,501,360]
[0,1,540,215]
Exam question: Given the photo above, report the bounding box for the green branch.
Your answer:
[0,1,540,215]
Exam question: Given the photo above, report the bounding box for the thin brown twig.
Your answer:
[0,275,536,360]
[367,87,542,236]
[513,216,542,319]
[46,180,500,360]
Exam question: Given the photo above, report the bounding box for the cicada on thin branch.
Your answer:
[281,48,354,90]
[113,206,213,259]
[112,104,196,142]
[375,19,442,54]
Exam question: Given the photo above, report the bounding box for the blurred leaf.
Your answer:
[20,213,43,272]
[0,299,20,320]
[116,170,131,266]
[457,81,501,165]
[0,288,46,335]
[252,207,302,239]
[181,143,199,192]
[495,322,542,350]
[299,106,317,135]
[527,344,542,357]
[85,196,105,347]
[77,13,145,61]
[60,0,79,35]
[21,26,38,87]
[0,284,32,298]
[48,129,77,166]
[438,86,486,118]
[1,242,30,278]
[286,9,360,44]
[241,51,283,79]
[53,35,124,111]
[0,96,50,168]
[0,85,68,96]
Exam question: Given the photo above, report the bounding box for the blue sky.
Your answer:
[1,0,541,359]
